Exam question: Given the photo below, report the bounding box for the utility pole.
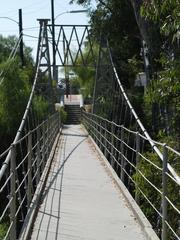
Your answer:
[51,0,56,80]
[19,9,24,67]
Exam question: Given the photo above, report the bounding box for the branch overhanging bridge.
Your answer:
[0,19,179,240]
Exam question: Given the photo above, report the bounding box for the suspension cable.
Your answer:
[0,28,44,181]
[0,34,23,85]
[106,40,180,186]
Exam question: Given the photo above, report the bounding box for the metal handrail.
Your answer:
[0,28,44,182]
[0,21,58,239]
[82,111,180,240]
[106,40,180,186]
[0,113,61,240]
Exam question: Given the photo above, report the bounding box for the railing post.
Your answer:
[177,220,180,239]
[120,127,125,183]
[47,117,50,156]
[89,114,92,136]
[93,116,98,145]
[42,122,46,167]
[162,144,168,240]
[93,116,98,142]
[135,132,140,204]
[10,144,17,240]
[89,114,92,138]
[111,122,115,168]
[99,119,103,151]
[91,114,94,139]
[36,127,41,184]
[58,111,61,131]
[94,116,97,141]
[42,122,46,170]
[95,116,98,145]
[58,111,62,131]
[80,106,83,124]
[84,112,87,132]
[27,132,32,207]
[104,121,107,158]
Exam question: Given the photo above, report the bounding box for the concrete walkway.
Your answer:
[30,125,149,240]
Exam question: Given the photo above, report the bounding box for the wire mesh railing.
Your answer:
[82,111,180,240]
[0,113,61,240]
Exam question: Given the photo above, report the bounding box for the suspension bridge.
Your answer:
[0,19,179,240]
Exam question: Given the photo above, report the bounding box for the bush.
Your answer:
[33,95,49,123]
[58,107,67,123]
[133,142,180,239]
[0,58,31,150]
[0,222,8,240]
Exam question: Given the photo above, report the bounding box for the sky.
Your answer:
[0,0,95,59]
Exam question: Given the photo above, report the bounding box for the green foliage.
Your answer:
[90,0,142,88]
[0,35,33,64]
[133,143,180,238]
[128,56,143,77]
[70,44,98,98]
[73,67,95,98]
[70,0,142,89]
[58,107,67,123]
[141,0,180,43]
[69,0,90,6]
[0,58,31,138]
[144,52,180,140]
[134,151,161,227]
[0,35,18,62]
[140,0,180,142]
[70,78,80,94]
[33,96,49,122]
[0,222,8,240]
[0,35,35,151]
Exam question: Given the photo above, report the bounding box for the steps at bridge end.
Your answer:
[64,104,81,124]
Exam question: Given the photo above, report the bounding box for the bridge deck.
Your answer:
[30,125,148,240]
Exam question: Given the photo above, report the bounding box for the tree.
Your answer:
[0,58,31,151]
[70,0,162,64]
[81,0,142,88]
[141,0,180,45]
[0,35,34,152]
[133,139,180,239]
[70,0,180,139]
[70,43,98,99]
[0,35,33,65]
[140,1,180,140]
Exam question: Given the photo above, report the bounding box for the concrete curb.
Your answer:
[19,130,62,240]
[88,135,160,240]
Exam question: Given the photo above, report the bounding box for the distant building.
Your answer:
[134,72,147,87]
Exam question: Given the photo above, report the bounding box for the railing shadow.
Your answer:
[41,136,87,201]
[33,133,88,240]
